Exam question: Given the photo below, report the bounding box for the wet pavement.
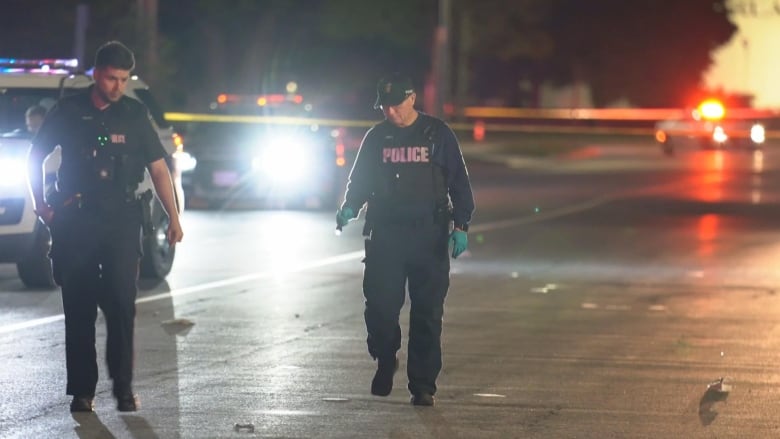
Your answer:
[2,136,780,438]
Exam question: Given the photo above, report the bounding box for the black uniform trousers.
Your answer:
[362,220,450,396]
[50,201,142,398]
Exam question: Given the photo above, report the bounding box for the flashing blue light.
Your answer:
[0,58,79,74]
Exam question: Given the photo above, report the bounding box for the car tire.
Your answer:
[661,140,674,156]
[16,222,56,289]
[139,200,175,279]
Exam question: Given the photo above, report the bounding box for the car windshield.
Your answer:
[184,96,320,148]
[185,120,321,147]
[0,88,70,135]
[210,94,314,118]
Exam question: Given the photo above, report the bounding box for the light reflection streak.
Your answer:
[697,214,719,257]
[752,149,763,204]
[694,151,725,202]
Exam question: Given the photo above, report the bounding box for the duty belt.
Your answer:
[52,191,141,210]
[372,216,436,227]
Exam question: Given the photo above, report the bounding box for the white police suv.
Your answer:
[0,58,183,289]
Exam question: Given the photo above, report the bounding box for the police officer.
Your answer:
[336,72,475,406]
[25,104,46,136]
[26,41,183,413]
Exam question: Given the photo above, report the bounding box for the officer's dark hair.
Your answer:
[94,41,135,71]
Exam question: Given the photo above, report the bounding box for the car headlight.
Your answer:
[173,150,197,172]
[0,156,27,188]
[751,123,766,144]
[712,126,728,144]
[252,136,313,183]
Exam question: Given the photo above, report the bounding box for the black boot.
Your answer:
[411,392,435,406]
[69,396,95,413]
[116,393,140,412]
[370,357,398,396]
[114,381,139,412]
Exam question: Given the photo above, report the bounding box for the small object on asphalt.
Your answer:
[707,377,732,393]
[161,318,195,336]
[161,318,194,327]
[234,423,255,433]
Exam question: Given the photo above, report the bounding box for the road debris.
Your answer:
[234,423,255,433]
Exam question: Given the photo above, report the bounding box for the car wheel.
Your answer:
[16,223,56,289]
[139,201,175,279]
[661,140,674,156]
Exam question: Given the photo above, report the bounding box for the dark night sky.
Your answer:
[0,1,741,112]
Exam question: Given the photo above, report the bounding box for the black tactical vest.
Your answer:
[58,99,146,204]
[369,118,448,222]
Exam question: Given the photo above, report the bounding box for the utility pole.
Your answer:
[73,4,89,68]
[431,0,452,119]
[455,8,472,122]
[137,0,158,82]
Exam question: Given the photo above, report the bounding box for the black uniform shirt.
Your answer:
[343,112,475,229]
[32,85,167,202]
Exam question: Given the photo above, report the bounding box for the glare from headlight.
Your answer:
[712,126,728,144]
[252,136,312,183]
[173,150,197,172]
[0,157,27,187]
[751,124,766,144]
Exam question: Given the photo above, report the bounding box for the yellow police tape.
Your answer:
[163,111,780,140]
[164,112,376,128]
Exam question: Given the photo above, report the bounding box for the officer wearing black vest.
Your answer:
[336,72,475,406]
[26,41,183,413]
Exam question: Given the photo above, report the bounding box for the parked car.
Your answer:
[655,99,766,155]
[180,91,349,210]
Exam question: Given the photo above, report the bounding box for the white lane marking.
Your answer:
[469,194,618,234]
[0,194,617,337]
[474,393,507,398]
[136,251,364,305]
[0,315,64,335]
[0,251,364,336]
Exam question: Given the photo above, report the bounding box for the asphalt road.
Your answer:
[2,137,780,438]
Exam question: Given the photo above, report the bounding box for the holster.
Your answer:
[139,189,154,236]
[362,220,373,238]
[47,190,82,210]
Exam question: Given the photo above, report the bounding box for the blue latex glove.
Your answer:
[336,207,356,230]
[449,230,468,259]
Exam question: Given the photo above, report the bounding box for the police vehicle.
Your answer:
[0,58,184,288]
[655,98,766,155]
[178,89,347,210]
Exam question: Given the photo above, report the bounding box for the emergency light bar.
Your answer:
[0,58,79,74]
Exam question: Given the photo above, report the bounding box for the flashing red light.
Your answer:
[697,99,725,121]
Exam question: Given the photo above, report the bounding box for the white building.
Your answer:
[705,0,780,108]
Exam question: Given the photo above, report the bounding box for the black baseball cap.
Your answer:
[374,73,415,109]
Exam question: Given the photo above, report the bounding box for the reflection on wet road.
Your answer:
[2,139,780,437]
